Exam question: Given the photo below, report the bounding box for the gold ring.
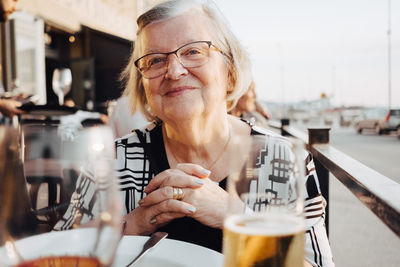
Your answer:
[177,188,184,200]
[172,187,184,200]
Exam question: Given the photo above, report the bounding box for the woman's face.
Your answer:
[139,10,229,123]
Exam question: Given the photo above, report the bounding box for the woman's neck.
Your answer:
[163,115,252,181]
[162,115,230,168]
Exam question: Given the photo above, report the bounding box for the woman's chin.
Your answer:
[162,104,203,122]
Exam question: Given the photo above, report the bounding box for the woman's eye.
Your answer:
[149,57,165,66]
[188,49,201,55]
[182,48,202,56]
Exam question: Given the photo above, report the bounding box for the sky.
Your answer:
[214,0,400,108]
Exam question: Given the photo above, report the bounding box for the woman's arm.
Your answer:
[303,154,335,267]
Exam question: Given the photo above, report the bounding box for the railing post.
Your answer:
[280,118,290,136]
[308,127,330,237]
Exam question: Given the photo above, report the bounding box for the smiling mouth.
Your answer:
[164,87,195,97]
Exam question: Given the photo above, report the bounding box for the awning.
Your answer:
[18,0,137,41]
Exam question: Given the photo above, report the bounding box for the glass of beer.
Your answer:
[223,134,305,267]
[0,124,122,266]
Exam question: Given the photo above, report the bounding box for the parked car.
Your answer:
[354,108,388,134]
[386,109,400,134]
[340,108,362,127]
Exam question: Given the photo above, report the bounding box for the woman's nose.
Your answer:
[165,54,188,80]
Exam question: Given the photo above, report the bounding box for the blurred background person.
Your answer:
[255,98,271,120]
[0,98,24,118]
[229,80,270,128]
[0,0,17,22]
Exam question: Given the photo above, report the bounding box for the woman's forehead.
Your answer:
[138,10,215,54]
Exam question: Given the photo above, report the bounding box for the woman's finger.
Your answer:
[151,212,186,225]
[127,199,196,234]
[175,163,211,178]
[145,167,208,193]
[150,199,196,220]
[140,186,189,206]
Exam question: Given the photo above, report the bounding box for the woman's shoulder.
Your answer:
[115,121,159,142]
[234,116,280,139]
[243,118,278,137]
[251,125,278,137]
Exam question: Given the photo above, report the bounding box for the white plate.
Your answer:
[114,235,223,267]
[0,229,98,266]
[0,229,223,267]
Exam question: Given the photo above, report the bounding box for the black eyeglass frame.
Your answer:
[134,40,225,76]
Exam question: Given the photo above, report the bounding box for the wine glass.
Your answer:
[223,134,305,267]
[52,68,72,105]
[0,124,122,266]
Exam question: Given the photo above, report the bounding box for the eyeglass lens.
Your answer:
[137,41,211,78]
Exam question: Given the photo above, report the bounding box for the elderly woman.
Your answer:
[119,0,253,247]
[118,0,333,265]
[59,0,333,266]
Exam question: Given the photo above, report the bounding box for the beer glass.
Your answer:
[0,124,122,266]
[223,134,305,267]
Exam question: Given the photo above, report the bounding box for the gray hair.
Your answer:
[121,0,252,121]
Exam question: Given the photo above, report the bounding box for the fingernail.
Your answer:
[195,179,205,185]
[202,169,211,175]
[150,217,157,224]
[213,181,219,185]
[187,206,196,213]
[138,199,145,205]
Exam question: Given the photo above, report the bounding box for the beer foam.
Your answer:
[224,213,304,236]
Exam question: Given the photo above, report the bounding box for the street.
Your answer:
[330,127,400,182]
[299,124,400,267]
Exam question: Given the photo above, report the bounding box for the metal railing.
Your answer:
[269,119,400,238]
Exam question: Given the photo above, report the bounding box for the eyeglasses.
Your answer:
[134,41,223,79]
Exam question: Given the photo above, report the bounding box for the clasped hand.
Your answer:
[123,163,229,235]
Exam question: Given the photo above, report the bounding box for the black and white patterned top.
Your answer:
[57,120,334,266]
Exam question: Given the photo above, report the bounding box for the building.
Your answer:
[1,0,158,113]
